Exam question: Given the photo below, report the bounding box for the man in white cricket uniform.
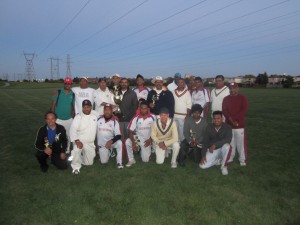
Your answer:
[211,75,230,116]
[72,76,95,114]
[70,100,98,174]
[132,74,151,101]
[125,100,156,166]
[172,78,192,143]
[97,104,123,169]
[191,77,211,119]
[151,107,180,168]
[94,77,115,115]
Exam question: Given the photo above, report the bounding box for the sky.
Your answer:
[1,0,300,80]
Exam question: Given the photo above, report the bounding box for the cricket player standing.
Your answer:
[211,75,230,116]
[125,100,156,167]
[70,100,97,174]
[72,76,95,114]
[222,82,248,166]
[97,104,123,169]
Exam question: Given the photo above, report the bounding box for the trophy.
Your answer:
[113,85,123,119]
[190,129,196,146]
[133,135,141,153]
[151,94,157,105]
[44,137,52,159]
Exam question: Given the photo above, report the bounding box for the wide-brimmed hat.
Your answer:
[110,73,121,79]
[152,76,166,84]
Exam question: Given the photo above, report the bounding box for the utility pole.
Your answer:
[48,57,60,80]
[66,54,72,78]
[23,52,36,81]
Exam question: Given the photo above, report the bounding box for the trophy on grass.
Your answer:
[133,135,141,153]
[113,85,123,120]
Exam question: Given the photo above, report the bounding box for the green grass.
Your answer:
[0,84,300,225]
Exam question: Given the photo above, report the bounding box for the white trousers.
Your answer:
[155,142,180,164]
[99,140,123,165]
[174,118,185,143]
[230,128,247,163]
[125,138,151,162]
[56,118,73,153]
[199,143,231,169]
[71,142,95,170]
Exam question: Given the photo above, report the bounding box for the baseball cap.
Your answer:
[152,76,166,84]
[82,99,92,107]
[159,107,169,115]
[80,76,88,81]
[64,77,72,84]
[104,104,113,109]
[174,72,182,78]
[229,82,238,89]
[111,73,121,79]
[136,74,144,80]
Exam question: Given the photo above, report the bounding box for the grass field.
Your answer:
[0,82,299,225]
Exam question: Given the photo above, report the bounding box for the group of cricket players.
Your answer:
[34,73,248,176]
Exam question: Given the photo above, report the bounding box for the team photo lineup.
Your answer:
[35,73,248,176]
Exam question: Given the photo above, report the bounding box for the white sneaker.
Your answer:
[221,166,228,175]
[117,163,124,169]
[240,162,247,166]
[72,169,80,175]
[126,159,136,167]
[171,163,177,168]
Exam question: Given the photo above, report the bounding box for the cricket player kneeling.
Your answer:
[125,100,155,167]
[70,100,98,175]
[199,111,232,175]
[151,107,180,168]
[97,104,123,169]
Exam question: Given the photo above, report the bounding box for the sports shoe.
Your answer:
[117,163,124,169]
[126,159,136,167]
[221,166,228,175]
[40,165,49,173]
[240,162,247,166]
[110,149,116,158]
[171,163,177,168]
[72,169,80,175]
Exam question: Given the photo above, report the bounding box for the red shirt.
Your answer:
[222,94,248,128]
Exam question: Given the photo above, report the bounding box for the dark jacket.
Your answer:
[147,89,175,117]
[119,89,138,122]
[201,123,232,157]
[34,124,67,153]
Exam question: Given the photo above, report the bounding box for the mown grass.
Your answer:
[0,83,299,225]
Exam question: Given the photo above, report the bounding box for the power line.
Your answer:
[59,0,148,56]
[39,0,92,55]
[74,0,209,58]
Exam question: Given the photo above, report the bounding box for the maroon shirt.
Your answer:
[222,94,248,129]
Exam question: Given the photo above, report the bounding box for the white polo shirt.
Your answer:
[191,88,211,108]
[127,113,156,140]
[97,116,121,147]
[94,88,115,115]
[132,86,151,101]
[72,87,95,114]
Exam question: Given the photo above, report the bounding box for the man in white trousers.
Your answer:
[151,107,180,168]
[70,99,98,174]
[199,111,232,175]
[97,104,123,169]
[125,100,156,167]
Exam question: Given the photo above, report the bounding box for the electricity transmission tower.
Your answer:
[49,57,60,80]
[66,54,72,78]
[23,52,36,81]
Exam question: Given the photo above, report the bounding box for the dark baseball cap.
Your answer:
[82,99,92,107]
[159,107,169,115]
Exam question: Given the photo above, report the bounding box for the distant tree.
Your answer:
[255,72,268,85]
[282,76,294,88]
[73,77,79,83]
[45,78,49,82]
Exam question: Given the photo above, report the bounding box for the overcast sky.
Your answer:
[1,0,300,80]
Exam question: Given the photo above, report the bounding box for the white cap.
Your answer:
[152,76,166,84]
[111,73,121,79]
[80,76,88,81]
